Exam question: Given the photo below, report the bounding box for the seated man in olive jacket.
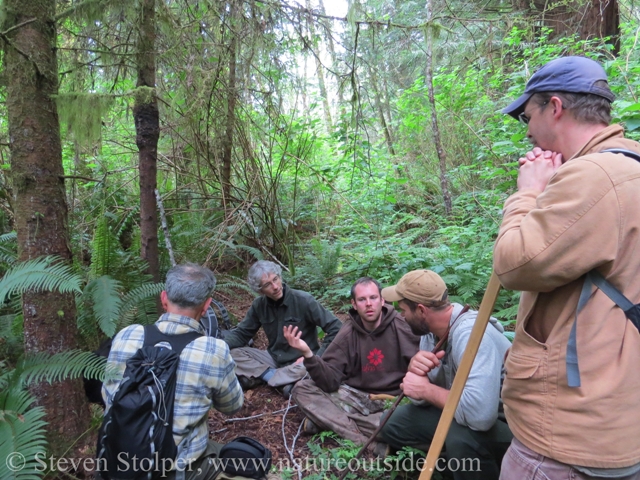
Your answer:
[284,277,419,450]
[224,260,342,397]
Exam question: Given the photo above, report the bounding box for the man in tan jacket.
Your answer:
[495,56,640,479]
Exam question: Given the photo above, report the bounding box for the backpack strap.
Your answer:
[601,148,640,162]
[567,270,640,388]
[143,324,202,354]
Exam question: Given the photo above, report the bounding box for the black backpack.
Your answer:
[217,436,272,479]
[97,324,201,479]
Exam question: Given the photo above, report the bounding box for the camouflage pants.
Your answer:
[230,347,307,387]
[291,379,386,446]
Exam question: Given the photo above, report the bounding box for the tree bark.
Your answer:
[318,0,346,117]
[2,0,89,452]
[221,0,239,207]
[135,0,160,282]
[367,64,395,156]
[520,0,620,54]
[306,0,333,133]
[425,0,452,215]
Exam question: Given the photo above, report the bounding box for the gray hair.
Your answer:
[165,263,216,308]
[531,81,612,125]
[247,260,282,292]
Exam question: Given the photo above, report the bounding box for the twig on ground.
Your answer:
[283,375,308,480]
[224,405,298,423]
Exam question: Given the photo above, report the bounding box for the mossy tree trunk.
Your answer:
[2,0,90,452]
[135,0,160,282]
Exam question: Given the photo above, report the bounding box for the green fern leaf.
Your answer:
[16,350,107,386]
[0,256,82,305]
[91,216,120,278]
[86,276,123,337]
[119,283,163,316]
[0,232,17,244]
[0,388,48,480]
[232,244,264,261]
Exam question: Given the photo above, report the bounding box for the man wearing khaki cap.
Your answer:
[377,270,512,480]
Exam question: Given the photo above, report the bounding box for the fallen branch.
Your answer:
[224,405,297,423]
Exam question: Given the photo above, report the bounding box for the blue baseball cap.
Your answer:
[502,56,615,119]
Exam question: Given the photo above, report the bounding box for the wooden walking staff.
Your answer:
[419,272,503,480]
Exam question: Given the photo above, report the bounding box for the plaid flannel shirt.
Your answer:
[102,313,243,464]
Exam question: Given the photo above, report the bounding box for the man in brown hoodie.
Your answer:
[283,277,419,450]
[496,56,640,479]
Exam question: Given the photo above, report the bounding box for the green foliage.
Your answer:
[0,385,48,480]
[0,351,106,480]
[83,275,123,338]
[0,232,17,268]
[0,256,83,306]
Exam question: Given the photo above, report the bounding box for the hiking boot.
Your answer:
[302,417,320,435]
[238,375,263,391]
[369,441,391,458]
[277,383,295,399]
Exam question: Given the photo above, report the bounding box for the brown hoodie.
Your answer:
[303,304,419,394]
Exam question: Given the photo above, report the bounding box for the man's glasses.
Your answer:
[259,274,281,291]
[518,101,548,126]
[518,111,531,125]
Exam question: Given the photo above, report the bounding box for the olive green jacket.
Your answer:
[224,285,342,366]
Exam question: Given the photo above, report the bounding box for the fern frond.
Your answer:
[15,350,107,386]
[0,388,48,480]
[0,256,82,305]
[91,215,121,278]
[0,232,17,244]
[119,282,163,316]
[85,275,123,337]
[232,244,264,261]
[0,232,17,267]
[117,283,163,330]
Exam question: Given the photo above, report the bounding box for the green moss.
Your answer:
[53,92,114,148]
[132,86,156,106]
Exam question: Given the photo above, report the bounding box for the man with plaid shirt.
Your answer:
[102,263,243,480]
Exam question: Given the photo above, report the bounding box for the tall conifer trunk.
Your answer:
[221,0,238,207]
[2,0,89,450]
[135,0,160,282]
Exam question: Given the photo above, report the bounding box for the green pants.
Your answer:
[378,403,512,480]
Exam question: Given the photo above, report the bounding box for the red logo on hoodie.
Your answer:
[367,348,384,366]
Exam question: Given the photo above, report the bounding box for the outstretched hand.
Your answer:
[283,325,313,359]
[517,147,563,194]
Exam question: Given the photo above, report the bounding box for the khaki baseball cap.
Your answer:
[381,270,448,306]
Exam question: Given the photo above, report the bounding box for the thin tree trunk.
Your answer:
[3,0,89,452]
[367,64,395,155]
[221,0,238,207]
[425,0,452,215]
[306,0,333,133]
[135,0,160,282]
[318,0,346,116]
